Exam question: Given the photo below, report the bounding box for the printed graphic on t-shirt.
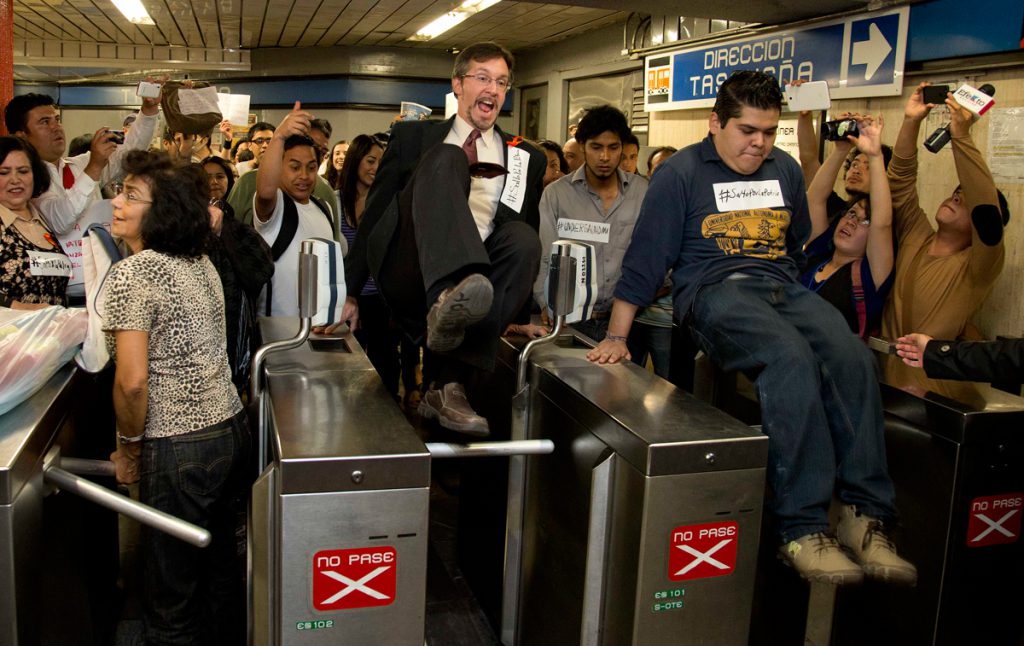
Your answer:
[701,208,790,259]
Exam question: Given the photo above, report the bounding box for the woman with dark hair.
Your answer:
[0,136,67,309]
[536,139,567,186]
[104,150,249,645]
[201,154,235,201]
[194,160,274,395]
[338,135,407,395]
[798,115,893,339]
[324,140,349,190]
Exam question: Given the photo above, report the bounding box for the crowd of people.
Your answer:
[0,37,1016,642]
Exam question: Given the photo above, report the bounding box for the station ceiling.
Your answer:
[12,0,880,82]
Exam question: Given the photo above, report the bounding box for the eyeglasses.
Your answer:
[461,73,512,92]
[848,159,869,172]
[118,187,152,205]
[251,137,273,146]
[842,211,870,227]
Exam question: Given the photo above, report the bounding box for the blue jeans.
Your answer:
[690,276,897,543]
[139,411,250,646]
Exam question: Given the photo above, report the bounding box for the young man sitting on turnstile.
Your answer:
[587,70,917,586]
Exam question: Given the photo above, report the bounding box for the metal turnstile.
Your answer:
[1,366,214,646]
[250,318,431,645]
[463,330,769,644]
[831,358,1024,645]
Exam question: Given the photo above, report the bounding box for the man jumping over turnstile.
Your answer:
[587,71,917,586]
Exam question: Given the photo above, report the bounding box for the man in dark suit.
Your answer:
[343,41,546,436]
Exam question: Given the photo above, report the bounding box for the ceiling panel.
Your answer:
[12,0,876,82]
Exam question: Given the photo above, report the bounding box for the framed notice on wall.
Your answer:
[987,107,1024,184]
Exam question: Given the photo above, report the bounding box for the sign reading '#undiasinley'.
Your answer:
[645,6,909,111]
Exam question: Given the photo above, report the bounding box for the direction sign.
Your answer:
[967,493,1022,548]
[668,521,738,581]
[313,546,397,611]
[645,6,909,111]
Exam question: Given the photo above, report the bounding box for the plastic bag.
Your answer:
[0,307,88,416]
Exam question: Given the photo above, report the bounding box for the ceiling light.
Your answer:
[111,0,155,25]
[407,0,501,42]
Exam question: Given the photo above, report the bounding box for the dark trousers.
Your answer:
[377,144,541,372]
[140,412,250,646]
[354,292,402,397]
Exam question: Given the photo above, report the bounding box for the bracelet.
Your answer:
[117,433,144,445]
[605,334,628,343]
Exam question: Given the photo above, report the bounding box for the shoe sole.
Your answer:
[860,564,917,586]
[426,275,493,352]
[777,553,865,586]
[417,398,490,437]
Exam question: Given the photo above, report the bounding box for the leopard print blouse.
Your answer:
[103,249,242,438]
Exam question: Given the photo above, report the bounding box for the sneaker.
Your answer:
[426,274,493,352]
[778,532,864,585]
[836,505,918,586]
[418,382,490,437]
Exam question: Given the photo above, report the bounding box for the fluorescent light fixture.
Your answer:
[407,0,501,42]
[111,0,155,25]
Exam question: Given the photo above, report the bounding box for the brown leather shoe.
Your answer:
[418,382,490,437]
[426,274,493,352]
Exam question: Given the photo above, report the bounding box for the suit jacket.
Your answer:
[924,337,1024,382]
[345,117,547,297]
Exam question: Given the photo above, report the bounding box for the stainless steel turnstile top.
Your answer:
[259,318,430,495]
[0,365,77,505]
[500,332,768,476]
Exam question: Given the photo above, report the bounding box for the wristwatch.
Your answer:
[117,433,144,445]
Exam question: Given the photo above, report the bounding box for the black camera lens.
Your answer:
[822,119,859,141]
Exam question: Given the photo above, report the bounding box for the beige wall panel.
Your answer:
[649,66,1024,339]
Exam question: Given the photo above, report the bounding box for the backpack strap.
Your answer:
[270,194,299,263]
[309,194,335,231]
[851,258,868,339]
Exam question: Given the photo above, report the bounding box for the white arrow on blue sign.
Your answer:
[645,6,909,112]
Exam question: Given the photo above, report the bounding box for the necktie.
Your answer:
[462,129,481,167]
[62,163,75,189]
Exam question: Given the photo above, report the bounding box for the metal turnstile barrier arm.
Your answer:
[426,440,555,458]
[502,243,578,646]
[41,449,212,548]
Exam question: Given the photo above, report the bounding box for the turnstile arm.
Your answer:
[43,460,211,548]
[426,439,554,458]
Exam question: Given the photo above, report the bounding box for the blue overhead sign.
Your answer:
[645,6,909,111]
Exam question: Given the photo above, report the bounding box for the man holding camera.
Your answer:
[588,70,916,586]
[881,82,1007,385]
[4,91,160,303]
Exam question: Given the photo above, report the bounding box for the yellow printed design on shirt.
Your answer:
[701,209,790,259]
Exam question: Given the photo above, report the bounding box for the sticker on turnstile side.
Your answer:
[312,546,397,611]
[668,521,738,581]
[966,493,1022,548]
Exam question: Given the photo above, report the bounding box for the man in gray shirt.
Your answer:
[534,105,648,344]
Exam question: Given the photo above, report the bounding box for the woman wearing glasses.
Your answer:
[104,150,249,644]
[798,115,894,340]
[0,136,69,309]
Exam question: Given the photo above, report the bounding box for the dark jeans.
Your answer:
[628,322,673,379]
[377,144,541,372]
[690,276,897,543]
[139,411,251,646]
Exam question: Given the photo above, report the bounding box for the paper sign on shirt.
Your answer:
[499,146,528,214]
[556,218,611,244]
[27,250,73,278]
[713,180,785,212]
